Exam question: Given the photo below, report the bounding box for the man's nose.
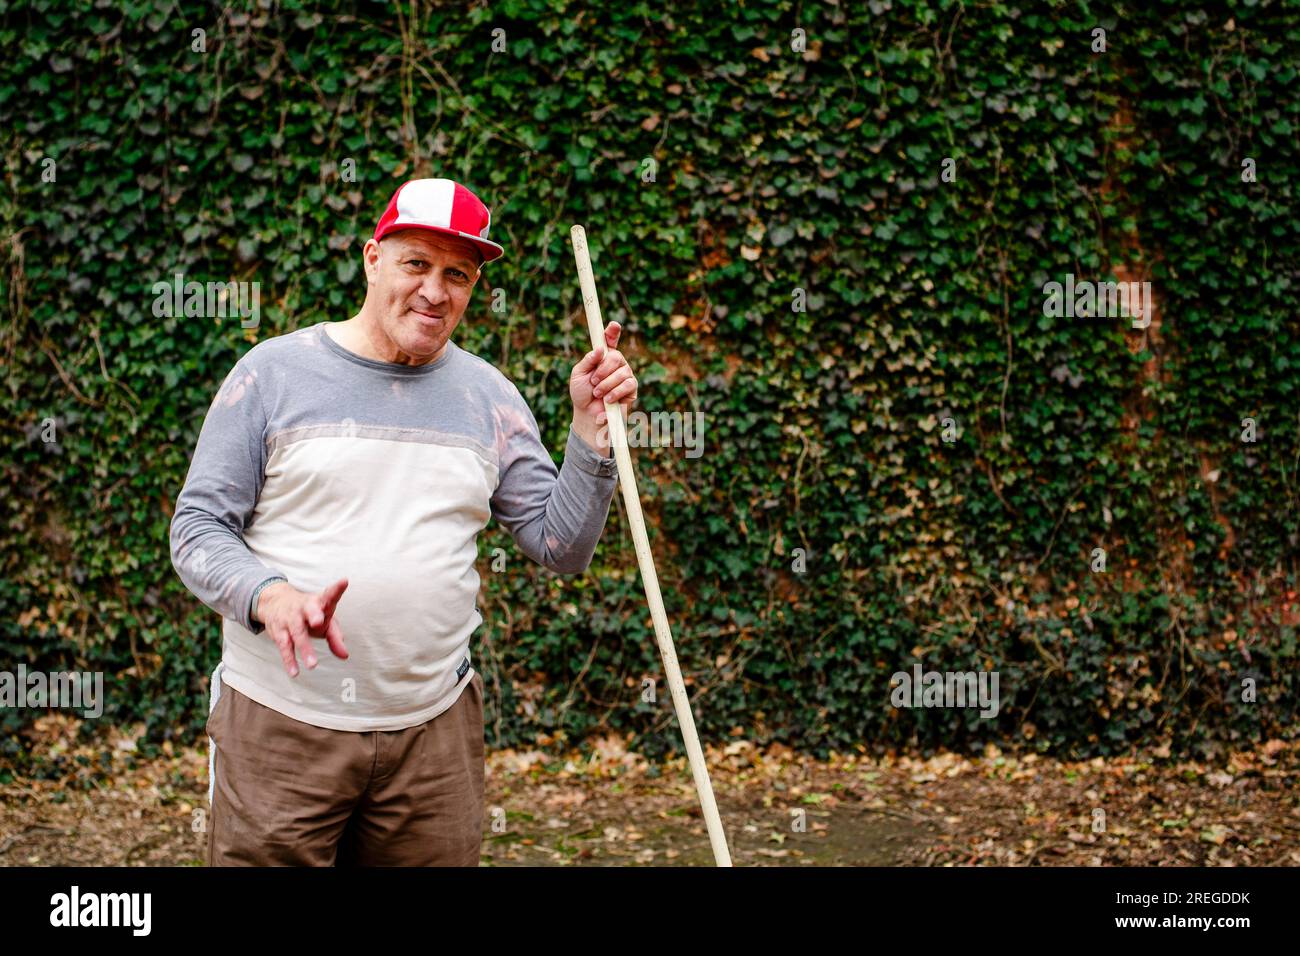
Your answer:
[419,271,449,306]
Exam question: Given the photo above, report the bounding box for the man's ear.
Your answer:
[363,238,383,285]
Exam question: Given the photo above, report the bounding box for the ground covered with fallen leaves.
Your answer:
[2,715,1296,866]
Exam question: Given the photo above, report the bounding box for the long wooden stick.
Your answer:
[570,224,732,867]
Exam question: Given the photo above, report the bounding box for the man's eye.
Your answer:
[449,270,467,280]
[406,259,426,268]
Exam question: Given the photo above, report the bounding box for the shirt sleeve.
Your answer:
[489,385,619,574]
[169,354,287,634]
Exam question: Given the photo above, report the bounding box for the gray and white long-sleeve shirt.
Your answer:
[169,320,618,732]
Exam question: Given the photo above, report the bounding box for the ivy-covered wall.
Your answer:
[3,0,1297,764]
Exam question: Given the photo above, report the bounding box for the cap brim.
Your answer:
[376,223,505,264]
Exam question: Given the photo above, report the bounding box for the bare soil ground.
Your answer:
[2,715,1296,867]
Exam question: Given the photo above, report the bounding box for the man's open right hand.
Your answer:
[254,578,350,677]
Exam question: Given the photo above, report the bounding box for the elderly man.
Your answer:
[170,178,637,866]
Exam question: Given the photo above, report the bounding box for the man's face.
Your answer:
[362,229,483,364]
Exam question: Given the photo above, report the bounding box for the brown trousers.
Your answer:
[206,671,485,866]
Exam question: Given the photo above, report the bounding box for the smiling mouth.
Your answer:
[411,309,442,321]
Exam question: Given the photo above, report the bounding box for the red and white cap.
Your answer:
[372,178,505,264]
